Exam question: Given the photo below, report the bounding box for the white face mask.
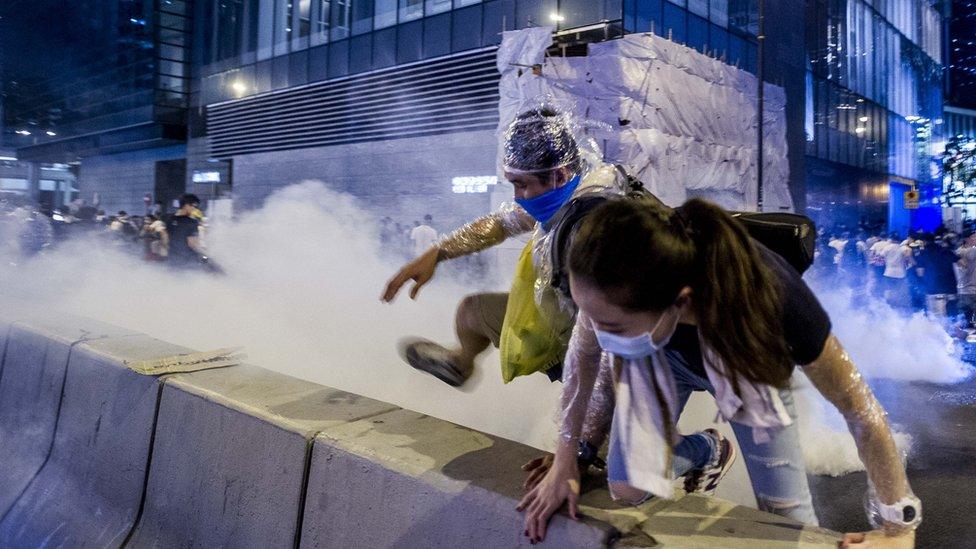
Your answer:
[593,309,678,359]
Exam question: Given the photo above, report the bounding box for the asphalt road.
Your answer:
[808,377,976,548]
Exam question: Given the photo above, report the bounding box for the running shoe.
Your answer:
[683,429,737,496]
[399,338,471,387]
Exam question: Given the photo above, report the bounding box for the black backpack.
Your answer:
[548,166,816,298]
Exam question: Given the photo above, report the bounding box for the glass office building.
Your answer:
[197,0,762,104]
[1,0,190,161]
[190,0,794,224]
[0,0,191,213]
[2,0,942,220]
[946,0,976,110]
[804,0,945,230]
[196,0,945,230]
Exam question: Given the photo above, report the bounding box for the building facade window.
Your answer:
[311,0,331,45]
[216,0,245,61]
[330,0,351,40]
[399,0,424,22]
[375,0,398,28]
[426,0,452,16]
[352,0,374,34]
[257,0,275,59]
[806,0,943,186]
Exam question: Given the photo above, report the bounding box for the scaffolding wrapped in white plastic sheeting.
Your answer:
[496,29,794,212]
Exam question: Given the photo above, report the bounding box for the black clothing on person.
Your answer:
[167,214,201,266]
[665,243,833,380]
[917,245,959,295]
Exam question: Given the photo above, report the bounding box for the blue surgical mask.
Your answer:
[593,310,676,359]
[514,175,581,223]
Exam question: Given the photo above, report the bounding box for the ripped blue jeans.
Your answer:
[608,349,819,526]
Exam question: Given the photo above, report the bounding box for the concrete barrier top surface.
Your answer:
[5,313,138,347]
[583,491,841,548]
[165,363,400,437]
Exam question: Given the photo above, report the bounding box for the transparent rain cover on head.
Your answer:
[499,96,613,177]
[502,107,584,175]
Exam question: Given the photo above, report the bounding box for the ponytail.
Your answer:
[680,199,792,389]
[568,197,793,391]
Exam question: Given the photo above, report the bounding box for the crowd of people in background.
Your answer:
[810,224,976,329]
[45,193,217,271]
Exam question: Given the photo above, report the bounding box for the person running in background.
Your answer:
[166,194,206,269]
[140,214,169,262]
[828,232,849,267]
[881,234,912,309]
[955,230,976,325]
[915,234,958,316]
[409,215,439,259]
[867,232,889,298]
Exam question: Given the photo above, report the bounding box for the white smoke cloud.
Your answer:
[0,182,563,452]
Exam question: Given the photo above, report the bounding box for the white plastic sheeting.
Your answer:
[497,30,794,212]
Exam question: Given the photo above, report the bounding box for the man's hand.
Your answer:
[381,247,440,302]
[840,530,915,548]
[522,454,555,491]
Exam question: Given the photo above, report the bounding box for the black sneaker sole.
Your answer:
[404,344,467,387]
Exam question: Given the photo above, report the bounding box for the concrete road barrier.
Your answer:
[0,309,841,547]
[300,408,634,548]
[0,333,187,548]
[0,317,136,518]
[128,364,397,548]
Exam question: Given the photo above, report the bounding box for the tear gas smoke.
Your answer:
[0,182,970,510]
[0,182,563,451]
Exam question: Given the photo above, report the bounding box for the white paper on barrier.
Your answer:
[497,30,794,212]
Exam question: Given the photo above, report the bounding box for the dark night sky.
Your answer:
[949,0,976,109]
[0,1,145,134]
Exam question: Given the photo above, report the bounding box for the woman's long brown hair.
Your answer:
[568,197,793,390]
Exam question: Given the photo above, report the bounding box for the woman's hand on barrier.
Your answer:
[521,453,555,491]
[517,456,580,543]
[839,529,914,548]
[381,247,440,302]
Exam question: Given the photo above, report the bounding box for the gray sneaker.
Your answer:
[683,429,736,496]
[399,338,471,387]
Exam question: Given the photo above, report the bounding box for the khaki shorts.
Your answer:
[468,292,509,348]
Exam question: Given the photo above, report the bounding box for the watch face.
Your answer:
[903,505,917,522]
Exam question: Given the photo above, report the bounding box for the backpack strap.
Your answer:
[548,194,611,298]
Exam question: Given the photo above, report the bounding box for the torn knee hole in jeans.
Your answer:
[746,454,793,468]
[757,493,805,512]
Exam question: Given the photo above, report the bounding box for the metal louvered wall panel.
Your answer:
[207,48,500,158]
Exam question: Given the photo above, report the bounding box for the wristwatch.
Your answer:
[577,440,606,470]
[874,495,922,530]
